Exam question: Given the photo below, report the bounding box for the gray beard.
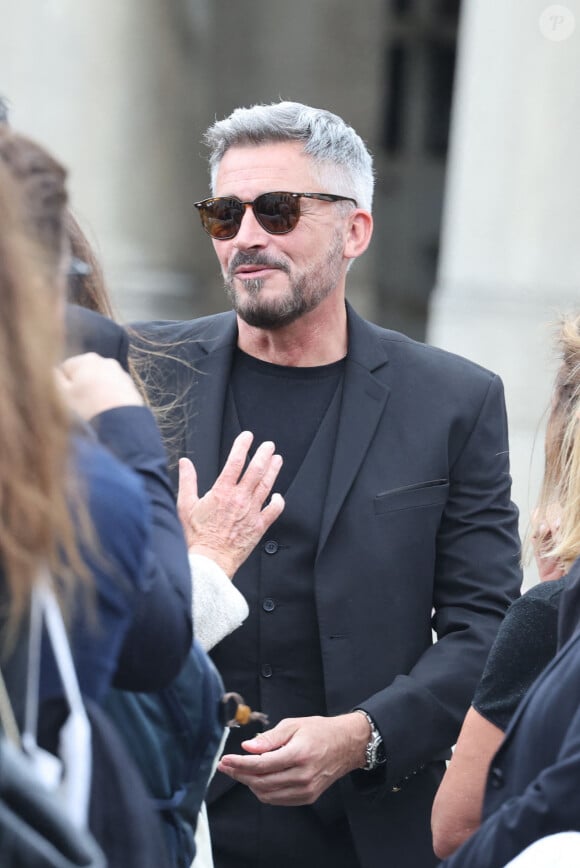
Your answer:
[225,275,317,329]
[224,231,344,330]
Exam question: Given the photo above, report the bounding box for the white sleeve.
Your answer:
[188,553,250,651]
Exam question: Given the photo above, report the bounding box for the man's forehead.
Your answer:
[215,141,316,192]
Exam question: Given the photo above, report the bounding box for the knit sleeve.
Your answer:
[189,553,249,651]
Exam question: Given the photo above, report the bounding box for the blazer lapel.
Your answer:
[318,305,391,556]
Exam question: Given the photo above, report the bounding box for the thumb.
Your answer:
[241,720,296,754]
[177,457,199,509]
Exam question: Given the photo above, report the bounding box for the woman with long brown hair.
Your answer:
[0,134,85,630]
[0,124,197,709]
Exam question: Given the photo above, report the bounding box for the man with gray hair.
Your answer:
[140,101,521,868]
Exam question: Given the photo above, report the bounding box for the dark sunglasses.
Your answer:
[193,191,357,240]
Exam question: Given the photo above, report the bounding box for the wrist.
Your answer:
[342,711,372,771]
[188,545,235,578]
[354,709,387,771]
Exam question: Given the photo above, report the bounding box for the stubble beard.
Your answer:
[224,231,345,330]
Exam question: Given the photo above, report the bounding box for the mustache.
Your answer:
[227,251,290,279]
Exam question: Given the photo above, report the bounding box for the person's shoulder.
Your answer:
[492,580,563,638]
[130,310,234,345]
[518,578,567,607]
[390,329,494,380]
[351,304,497,379]
[357,312,500,394]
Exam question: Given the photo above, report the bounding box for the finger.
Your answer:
[219,750,291,776]
[241,719,296,754]
[60,352,101,375]
[219,767,304,805]
[242,769,319,806]
[235,440,278,496]
[177,457,199,515]
[250,454,283,506]
[219,754,270,772]
[60,353,86,375]
[215,431,255,487]
[259,492,285,529]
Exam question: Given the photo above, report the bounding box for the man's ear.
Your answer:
[344,209,373,261]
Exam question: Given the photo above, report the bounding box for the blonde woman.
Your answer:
[432,313,580,859]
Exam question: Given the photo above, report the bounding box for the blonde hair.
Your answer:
[0,129,88,627]
[533,314,580,572]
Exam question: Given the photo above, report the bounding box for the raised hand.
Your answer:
[177,430,284,577]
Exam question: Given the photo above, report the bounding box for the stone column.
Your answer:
[428,0,580,587]
[0,0,215,321]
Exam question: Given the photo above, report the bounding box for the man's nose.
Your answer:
[232,204,268,248]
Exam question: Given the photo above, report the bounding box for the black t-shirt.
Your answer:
[472,578,565,731]
[230,348,346,495]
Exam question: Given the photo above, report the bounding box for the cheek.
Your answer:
[212,242,231,273]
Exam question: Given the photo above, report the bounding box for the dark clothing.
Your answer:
[0,428,175,868]
[65,303,130,370]
[441,627,580,868]
[63,306,219,863]
[105,641,226,868]
[92,406,192,691]
[40,432,151,705]
[33,412,191,702]
[230,348,345,494]
[88,699,171,868]
[37,697,173,868]
[558,556,580,647]
[209,376,347,861]
[134,302,522,868]
[473,578,564,731]
[63,304,193,690]
[209,784,359,868]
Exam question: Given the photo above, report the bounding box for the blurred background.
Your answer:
[1,0,579,587]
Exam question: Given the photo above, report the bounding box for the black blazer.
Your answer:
[134,302,522,868]
[441,627,580,868]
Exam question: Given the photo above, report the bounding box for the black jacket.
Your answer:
[134,302,522,868]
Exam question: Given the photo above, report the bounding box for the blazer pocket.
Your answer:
[374,479,449,515]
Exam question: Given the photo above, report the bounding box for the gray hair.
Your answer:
[203,101,375,213]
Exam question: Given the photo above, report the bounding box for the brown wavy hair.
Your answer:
[66,209,115,319]
[0,128,88,628]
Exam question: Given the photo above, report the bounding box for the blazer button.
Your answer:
[262,598,276,612]
[264,540,279,555]
[489,767,504,789]
[261,663,273,678]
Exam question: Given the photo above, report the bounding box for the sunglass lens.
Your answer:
[255,193,300,234]
[201,198,243,239]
